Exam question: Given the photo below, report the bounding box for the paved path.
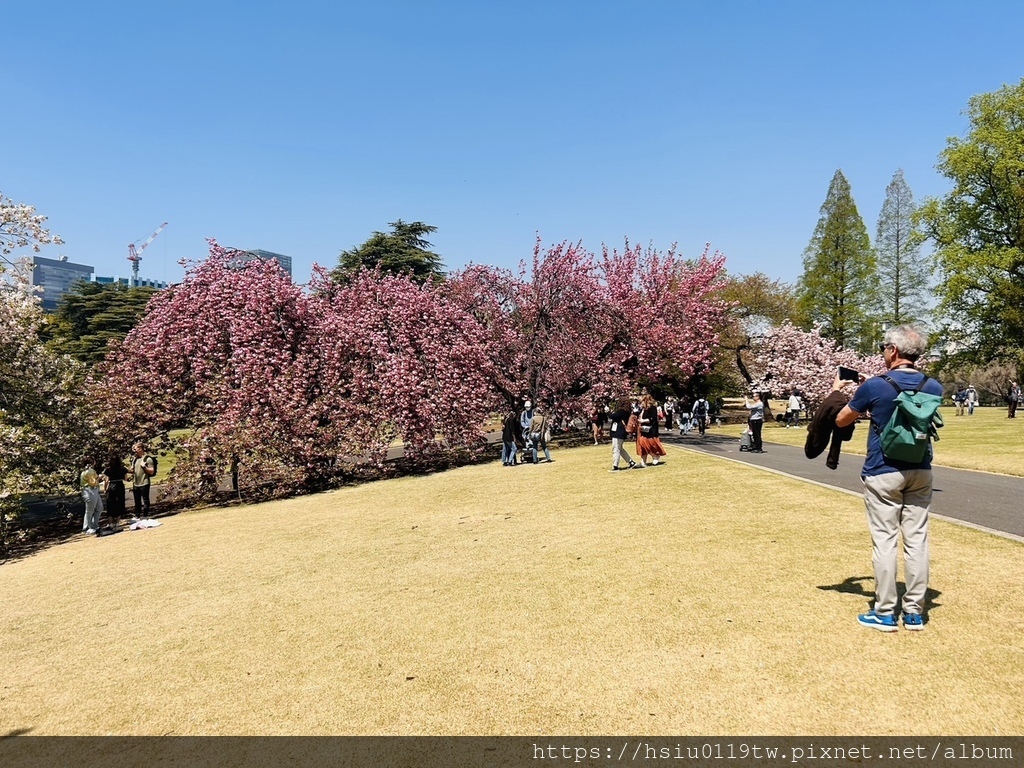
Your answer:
[660,432,1024,542]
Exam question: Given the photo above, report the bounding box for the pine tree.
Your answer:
[876,169,930,326]
[333,220,445,284]
[797,169,878,351]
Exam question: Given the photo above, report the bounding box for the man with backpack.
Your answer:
[834,325,944,633]
[131,442,157,518]
[692,396,709,436]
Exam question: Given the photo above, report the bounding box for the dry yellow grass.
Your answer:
[2,444,1022,735]
[717,404,1024,476]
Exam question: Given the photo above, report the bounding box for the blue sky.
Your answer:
[4,1,1023,287]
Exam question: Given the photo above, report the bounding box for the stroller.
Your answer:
[739,428,753,452]
[678,412,692,435]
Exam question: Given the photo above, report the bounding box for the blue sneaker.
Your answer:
[857,611,898,632]
[902,612,925,631]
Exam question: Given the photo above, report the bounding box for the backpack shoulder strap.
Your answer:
[883,373,930,395]
[881,375,902,394]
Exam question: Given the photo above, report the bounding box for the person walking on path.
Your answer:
[131,442,155,518]
[608,402,639,471]
[80,457,105,535]
[744,392,765,453]
[692,396,710,436]
[835,324,944,632]
[636,394,667,466]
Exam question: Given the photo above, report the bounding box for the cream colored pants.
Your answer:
[863,470,931,616]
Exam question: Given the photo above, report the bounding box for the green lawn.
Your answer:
[716,404,1024,476]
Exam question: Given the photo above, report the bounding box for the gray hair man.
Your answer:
[834,325,944,632]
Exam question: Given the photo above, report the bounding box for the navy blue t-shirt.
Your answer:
[848,368,945,477]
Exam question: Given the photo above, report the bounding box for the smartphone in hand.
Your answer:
[838,365,861,382]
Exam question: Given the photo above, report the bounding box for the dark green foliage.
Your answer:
[917,78,1024,365]
[333,220,445,284]
[797,169,878,352]
[43,281,157,364]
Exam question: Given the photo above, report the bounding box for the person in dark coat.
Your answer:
[607,403,638,471]
[103,451,128,528]
[501,410,519,466]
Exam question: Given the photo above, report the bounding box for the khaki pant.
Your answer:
[611,438,633,468]
[862,470,931,616]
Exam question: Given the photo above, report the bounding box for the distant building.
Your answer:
[93,275,169,290]
[227,249,293,278]
[30,255,93,311]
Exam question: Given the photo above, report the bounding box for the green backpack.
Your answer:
[876,375,944,463]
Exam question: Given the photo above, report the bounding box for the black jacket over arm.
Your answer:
[804,391,857,470]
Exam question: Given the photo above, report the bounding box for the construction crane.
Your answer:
[127,221,168,287]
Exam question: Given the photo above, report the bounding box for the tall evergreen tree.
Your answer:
[333,220,445,284]
[876,169,930,326]
[42,281,158,364]
[797,169,878,351]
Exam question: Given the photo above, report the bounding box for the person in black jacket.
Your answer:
[103,451,128,528]
[501,410,519,466]
[607,403,638,471]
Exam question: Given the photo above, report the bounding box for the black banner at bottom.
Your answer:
[0,736,1020,768]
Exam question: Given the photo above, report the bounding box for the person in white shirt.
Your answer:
[787,392,802,427]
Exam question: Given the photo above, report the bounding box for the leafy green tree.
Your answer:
[2,258,94,551]
[917,78,1024,365]
[876,169,930,326]
[797,169,878,351]
[333,220,445,284]
[43,281,157,365]
[716,272,799,387]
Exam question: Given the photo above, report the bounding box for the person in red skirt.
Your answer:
[636,394,667,467]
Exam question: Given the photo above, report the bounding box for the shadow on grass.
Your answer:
[0,502,185,566]
[1,728,34,738]
[1,441,514,565]
[817,576,943,615]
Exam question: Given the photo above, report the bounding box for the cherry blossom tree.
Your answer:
[1,257,92,549]
[83,235,734,504]
[600,240,731,393]
[90,241,502,502]
[309,265,500,463]
[448,238,731,416]
[748,321,886,411]
[0,191,64,260]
